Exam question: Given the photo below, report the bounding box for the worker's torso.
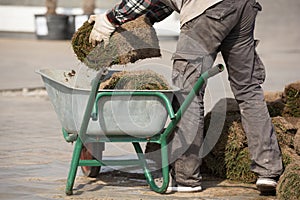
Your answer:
[161,0,223,26]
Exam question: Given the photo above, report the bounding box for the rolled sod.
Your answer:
[277,160,300,200]
[99,70,170,90]
[282,81,300,117]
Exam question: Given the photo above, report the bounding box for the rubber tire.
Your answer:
[80,143,103,178]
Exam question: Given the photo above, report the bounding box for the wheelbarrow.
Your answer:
[37,64,224,195]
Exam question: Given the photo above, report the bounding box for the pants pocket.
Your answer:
[172,53,203,92]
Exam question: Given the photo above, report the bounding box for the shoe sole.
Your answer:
[167,186,202,193]
[256,184,276,194]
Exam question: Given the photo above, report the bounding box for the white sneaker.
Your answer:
[256,177,277,193]
[167,184,202,193]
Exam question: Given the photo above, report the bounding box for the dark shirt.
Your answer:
[106,0,174,25]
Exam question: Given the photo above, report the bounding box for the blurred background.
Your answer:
[0,0,180,38]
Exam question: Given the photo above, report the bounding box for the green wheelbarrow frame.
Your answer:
[64,64,224,195]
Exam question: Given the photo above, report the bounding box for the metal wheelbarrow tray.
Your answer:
[37,64,224,195]
[37,68,173,136]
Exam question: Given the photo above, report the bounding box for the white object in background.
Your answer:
[75,15,89,30]
[0,6,45,32]
[35,16,48,35]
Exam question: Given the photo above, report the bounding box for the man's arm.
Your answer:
[146,2,174,24]
[89,0,173,46]
[107,0,173,25]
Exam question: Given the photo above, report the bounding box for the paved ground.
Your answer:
[0,0,299,199]
[0,93,278,200]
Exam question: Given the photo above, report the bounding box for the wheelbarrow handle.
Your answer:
[207,64,225,79]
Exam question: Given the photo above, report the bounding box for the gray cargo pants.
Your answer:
[170,0,283,187]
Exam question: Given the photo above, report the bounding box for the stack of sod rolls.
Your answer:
[202,98,258,183]
[72,15,161,70]
[202,99,300,180]
[202,81,300,199]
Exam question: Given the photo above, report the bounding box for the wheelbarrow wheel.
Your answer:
[80,143,103,178]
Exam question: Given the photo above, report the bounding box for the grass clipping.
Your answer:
[99,70,170,90]
[71,15,161,70]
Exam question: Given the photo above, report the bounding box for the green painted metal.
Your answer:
[77,71,105,141]
[132,141,170,193]
[62,128,77,143]
[65,137,83,195]
[64,64,224,195]
[79,159,142,166]
[92,91,175,121]
[65,69,107,195]
[83,134,161,143]
[160,64,224,141]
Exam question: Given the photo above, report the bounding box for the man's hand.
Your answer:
[88,13,115,47]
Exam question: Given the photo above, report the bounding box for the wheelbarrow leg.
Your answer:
[133,141,169,193]
[65,138,83,195]
[65,68,108,195]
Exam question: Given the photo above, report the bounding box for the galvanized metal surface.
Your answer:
[37,68,177,136]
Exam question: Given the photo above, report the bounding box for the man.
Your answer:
[88,0,283,193]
